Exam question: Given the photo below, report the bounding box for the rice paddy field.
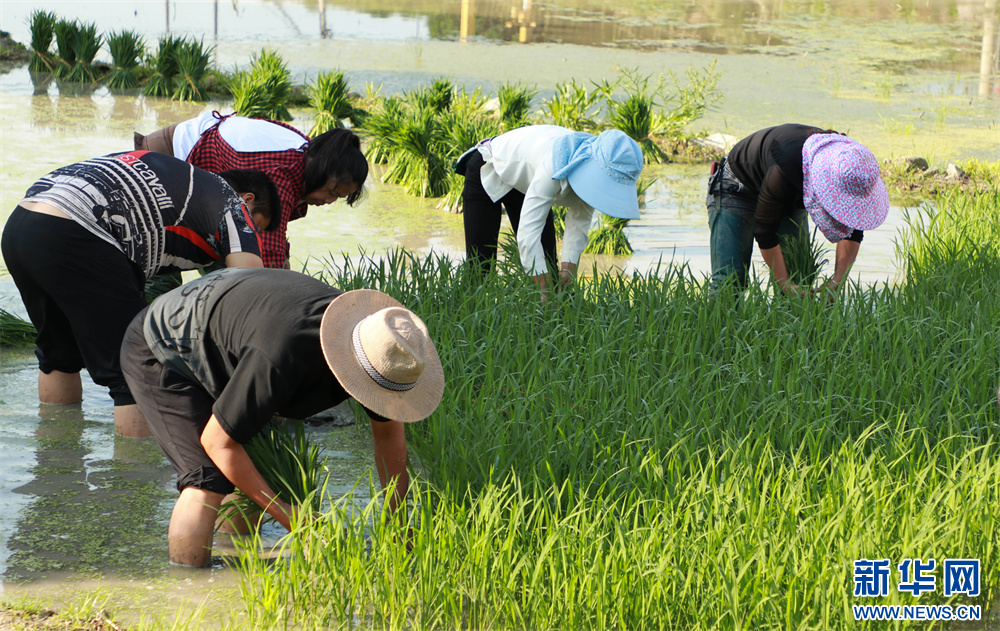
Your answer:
[218,184,999,630]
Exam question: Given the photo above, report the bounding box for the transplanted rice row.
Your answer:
[233,187,999,629]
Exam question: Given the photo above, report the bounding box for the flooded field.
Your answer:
[0,0,997,626]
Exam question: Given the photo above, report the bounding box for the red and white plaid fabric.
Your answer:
[186,112,309,268]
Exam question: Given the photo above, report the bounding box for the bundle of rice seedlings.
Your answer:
[779,224,827,289]
[219,419,329,528]
[309,70,353,136]
[497,81,536,131]
[52,19,79,78]
[552,205,567,239]
[231,49,293,121]
[27,10,58,73]
[540,79,603,131]
[144,272,183,303]
[105,30,144,90]
[427,77,454,113]
[64,21,101,83]
[383,108,450,198]
[143,36,182,98]
[0,309,37,347]
[361,94,405,164]
[172,38,212,101]
[583,213,633,256]
[603,70,668,164]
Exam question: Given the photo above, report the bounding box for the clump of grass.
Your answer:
[219,420,329,528]
[104,30,144,90]
[142,36,182,98]
[309,70,354,136]
[552,205,567,239]
[583,213,633,256]
[231,49,293,121]
[779,224,827,289]
[497,81,536,131]
[64,21,101,83]
[52,19,79,78]
[541,79,603,131]
[0,309,37,347]
[172,38,212,101]
[27,10,58,73]
[601,69,667,164]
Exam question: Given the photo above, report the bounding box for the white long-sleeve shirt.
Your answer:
[477,125,594,276]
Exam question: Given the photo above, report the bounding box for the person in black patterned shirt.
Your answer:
[1,151,278,437]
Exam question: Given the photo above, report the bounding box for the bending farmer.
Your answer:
[135,111,368,268]
[706,123,889,296]
[458,125,643,296]
[120,268,445,567]
[1,151,276,437]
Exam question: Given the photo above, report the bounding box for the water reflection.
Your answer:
[3,381,173,582]
[982,0,999,96]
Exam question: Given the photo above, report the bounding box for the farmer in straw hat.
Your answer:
[457,125,644,298]
[705,123,890,297]
[120,268,444,567]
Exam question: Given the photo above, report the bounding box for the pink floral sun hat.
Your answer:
[802,134,889,242]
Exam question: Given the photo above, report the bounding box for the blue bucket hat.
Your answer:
[551,129,644,220]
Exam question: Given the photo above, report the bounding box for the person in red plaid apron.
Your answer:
[135,112,367,268]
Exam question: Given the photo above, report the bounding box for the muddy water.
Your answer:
[0,0,997,625]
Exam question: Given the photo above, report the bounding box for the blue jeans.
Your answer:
[705,160,807,290]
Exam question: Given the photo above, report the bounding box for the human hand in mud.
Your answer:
[813,278,842,303]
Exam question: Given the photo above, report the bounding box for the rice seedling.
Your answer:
[231,49,293,121]
[583,213,633,256]
[142,36,182,98]
[225,184,1000,629]
[552,205,567,239]
[104,30,144,90]
[64,21,101,83]
[497,81,537,130]
[27,10,58,73]
[144,273,183,304]
[382,108,450,198]
[171,38,212,101]
[52,19,79,78]
[779,224,827,289]
[540,79,603,131]
[0,309,37,347]
[308,70,354,136]
[601,69,668,164]
[219,419,329,528]
[657,59,722,137]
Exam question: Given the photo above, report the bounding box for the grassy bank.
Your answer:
[231,186,999,628]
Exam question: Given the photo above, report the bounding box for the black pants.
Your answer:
[1,206,147,406]
[462,151,557,276]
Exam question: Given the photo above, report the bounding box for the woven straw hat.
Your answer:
[320,289,444,423]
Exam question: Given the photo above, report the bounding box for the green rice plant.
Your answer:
[552,205,567,239]
[144,272,183,304]
[583,213,633,256]
[27,10,58,73]
[657,59,723,137]
[52,19,79,78]
[958,158,1000,186]
[497,81,537,131]
[309,70,353,136]
[360,94,405,165]
[0,309,37,347]
[220,420,329,528]
[600,68,668,163]
[171,38,212,101]
[541,79,603,131]
[382,108,450,197]
[779,224,827,289]
[426,77,454,113]
[104,30,145,90]
[231,49,293,121]
[142,36,182,98]
[64,21,101,83]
